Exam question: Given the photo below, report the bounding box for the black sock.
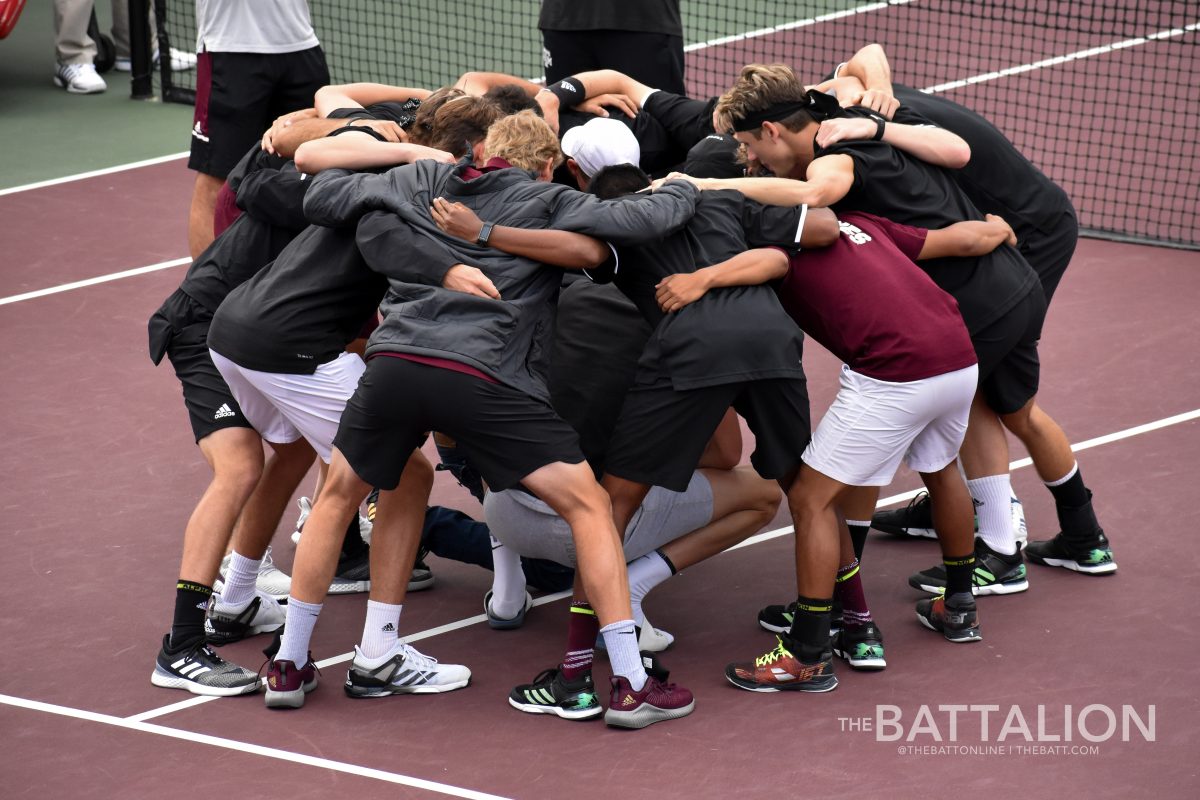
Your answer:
[1046,466,1089,508]
[340,513,368,559]
[848,522,870,561]
[170,580,213,649]
[943,553,975,597]
[1048,471,1100,543]
[785,595,833,662]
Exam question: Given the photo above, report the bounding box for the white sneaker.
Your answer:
[216,546,292,601]
[114,47,197,72]
[54,62,107,94]
[343,641,471,697]
[205,591,286,645]
[639,615,675,652]
[1010,493,1028,545]
[292,496,372,546]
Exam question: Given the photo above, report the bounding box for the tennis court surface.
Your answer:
[2,1,1198,798]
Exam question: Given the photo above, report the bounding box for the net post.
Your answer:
[128,0,153,99]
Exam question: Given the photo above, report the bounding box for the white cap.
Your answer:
[560,117,641,177]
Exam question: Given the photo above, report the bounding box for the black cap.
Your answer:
[683,134,744,179]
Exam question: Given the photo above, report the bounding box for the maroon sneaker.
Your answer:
[264,656,319,709]
[604,675,695,729]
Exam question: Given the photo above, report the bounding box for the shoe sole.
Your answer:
[909,578,1030,596]
[344,677,470,698]
[1029,556,1117,575]
[150,667,260,697]
[264,678,318,709]
[873,523,938,539]
[407,573,435,592]
[916,612,982,642]
[53,77,105,94]
[508,696,603,720]
[832,648,887,670]
[724,673,839,693]
[604,699,696,729]
[757,619,790,634]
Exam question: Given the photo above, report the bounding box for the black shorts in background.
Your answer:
[334,357,584,492]
[189,46,330,179]
[972,287,1047,415]
[149,289,254,443]
[605,374,812,492]
[641,90,718,154]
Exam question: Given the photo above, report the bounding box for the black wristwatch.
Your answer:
[872,117,886,141]
[476,221,495,245]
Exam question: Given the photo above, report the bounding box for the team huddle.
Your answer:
[148,42,1117,730]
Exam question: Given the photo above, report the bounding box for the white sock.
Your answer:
[968,474,1018,555]
[359,599,402,659]
[626,551,673,627]
[601,619,648,691]
[217,551,261,610]
[277,597,323,666]
[488,535,527,619]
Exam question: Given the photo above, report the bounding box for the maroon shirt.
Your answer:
[776,211,977,383]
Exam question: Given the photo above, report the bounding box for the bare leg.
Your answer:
[659,466,780,569]
[1000,398,1075,481]
[228,438,316,560]
[920,463,975,559]
[188,172,224,260]
[289,449,371,605]
[364,451,434,605]
[784,465,846,601]
[601,473,651,540]
[959,390,1010,479]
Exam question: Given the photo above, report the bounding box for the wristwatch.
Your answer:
[476,221,495,245]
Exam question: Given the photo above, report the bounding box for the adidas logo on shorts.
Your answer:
[213,403,236,420]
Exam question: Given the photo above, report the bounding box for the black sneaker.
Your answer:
[1025,530,1117,575]
[508,666,603,720]
[758,598,843,636]
[832,623,886,670]
[150,635,260,696]
[916,595,982,643]
[908,539,1029,596]
[408,546,435,592]
[872,492,938,538]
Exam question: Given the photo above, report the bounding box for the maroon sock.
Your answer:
[561,602,599,680]
[835,559,873,629]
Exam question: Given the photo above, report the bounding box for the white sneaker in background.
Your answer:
[54,62,107,94]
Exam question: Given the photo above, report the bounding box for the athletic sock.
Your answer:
[600,619,648,691]
[561,602,599,680]
[626,550,674,627]
[847,519,871,561]
[1045,463,1088,507]
[169,580,213,650]
[487,535,527,619]
[943,553,976,597]
[835,560,872,629]
[785,595,833,663]
[277,597,323,666]
[1045,464,1100,543]
[359,599,402,659]
[968,475,1018,555]
[216,551,261,609]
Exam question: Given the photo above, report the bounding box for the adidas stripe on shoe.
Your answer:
[344,641,470,697]
[508,667,603,720]
[150,635,260,696]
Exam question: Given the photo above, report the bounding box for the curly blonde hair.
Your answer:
[715,63,810,134]
[483,110,564,172]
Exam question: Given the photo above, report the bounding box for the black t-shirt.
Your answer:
[599,190,807,390]
[539,0,682,37]
[888,85,1072,237]
[818,118,1039,334]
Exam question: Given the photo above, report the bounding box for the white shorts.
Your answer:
[482,471,714,567]
[209,349,365,462]
[802,364,978,486]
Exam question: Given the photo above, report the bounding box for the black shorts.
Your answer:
[189,46,329,179]
[972,287,1048,415]
[641,91,719,156]
[334,357,584,492]
[1020,206,1078,305]
[149,289,253,442]
[605,375,811,492]
[541,29,685,96]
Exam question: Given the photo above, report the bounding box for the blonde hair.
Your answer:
[715,63,810,134]
[483,110,564,172]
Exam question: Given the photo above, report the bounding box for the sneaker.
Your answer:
[508,667,603,720]
[872,492,937,538]
[408,547,435,592]
[1011,494,1028,545]
[54,62,106,94]
[216,547,292,601]
[484,589,533,630]
[915,595,982,642]
[328,547,371,595]
[114,47,197,72]
[908,539,1029,596]
[725,636,838,693]
[264,656,319,709]
[1025,530,1117,575]
[638,615,675,651]
[757,598,844,636]
[150,635,260,696]
[604,675,695,729]
[291,496,373,547]
[205,592,286,646]
[344,641,470,697]
[832,623,887,670]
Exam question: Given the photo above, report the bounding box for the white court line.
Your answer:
[683,0,916,52]
[126,590,572,723]
[124,407,1200,724]
[925,21,1200,93]
[0,257,191,307]
[0,693,512,800]
[0,152,189,198]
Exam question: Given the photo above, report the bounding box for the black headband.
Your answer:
[731,90,843,132]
